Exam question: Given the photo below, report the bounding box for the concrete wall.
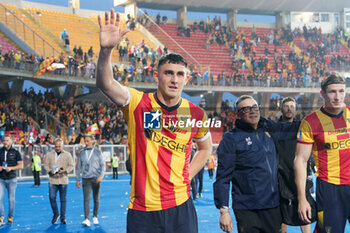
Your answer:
[149,17,275,28]
[290,11,339,34]
[237,21,275,28]
[20,1,120,19]
[0,0,22,7]
[21,1,71,13]
[75,8,107,18]
[291,21,335,34]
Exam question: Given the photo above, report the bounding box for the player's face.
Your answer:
[154,62,188,104]
[3,136,13,150]
[282,101,296,120]
[237,98,260,128]
[321,84,345,110]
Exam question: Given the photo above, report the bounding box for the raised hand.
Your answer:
[98,9,129,49]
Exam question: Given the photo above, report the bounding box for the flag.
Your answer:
[34,57,56,78]
[87,123,100,135]
[47,63,65,72]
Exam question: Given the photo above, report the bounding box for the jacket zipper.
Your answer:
[256,131,274,193]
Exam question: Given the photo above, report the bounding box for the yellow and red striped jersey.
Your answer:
[122,87,210,211]
[297,106,350,185]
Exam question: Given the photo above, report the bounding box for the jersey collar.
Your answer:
[154,92,182,112]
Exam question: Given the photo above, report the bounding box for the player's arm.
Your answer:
[189,135,212,179]
[96,9,129,106]
[294,142,313,224]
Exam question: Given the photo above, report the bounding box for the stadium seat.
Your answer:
[0,4,63,57]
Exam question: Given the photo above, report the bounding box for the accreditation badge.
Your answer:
[85,163,90,172]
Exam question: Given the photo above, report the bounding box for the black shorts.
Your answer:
[234,206,282,233]
[127,198,198,233]
[314,178,350,233]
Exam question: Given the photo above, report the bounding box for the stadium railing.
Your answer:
[0,3,60,57]
[9,144,129,180]
[9,143,220,180]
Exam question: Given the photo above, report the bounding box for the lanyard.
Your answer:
[85,148,94,162]
[55,152,61,164]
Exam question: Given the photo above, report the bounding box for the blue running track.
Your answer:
[0,174,348,233]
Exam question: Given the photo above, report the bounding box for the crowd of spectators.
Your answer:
[1,17,350,90]
[0,86,323,148]
[0,48,97,78]
[0,47,344,90]
[18,89,128,146]
[0,99,37,134]
[203,18,350,83]
[5,14,350,151]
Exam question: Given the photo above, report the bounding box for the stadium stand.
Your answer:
[22,8,156,64]
[238,27,294,75]
[88,15,157,64]
[24,7,98,57]
[292,27,350,72]
[0,3,62,57]
[147,22,233,75]
[0,32,19,54]
[1,0,350,147]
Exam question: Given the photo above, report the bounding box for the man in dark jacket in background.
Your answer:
[275,97,314,233]
[214,95,299,233]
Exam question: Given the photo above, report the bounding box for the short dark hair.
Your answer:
[281,97,296,108]
[321,74,345,92]
[157,53,187,70]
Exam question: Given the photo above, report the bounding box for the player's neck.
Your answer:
[156,91,181,107]
[323,106,343,116]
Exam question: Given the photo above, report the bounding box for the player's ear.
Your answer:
[320,90,325,99]
[154,71,159,83]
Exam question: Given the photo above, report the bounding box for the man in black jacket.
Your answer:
[275,97,313,233]
[214,95,299,233]
[0,135,23,225]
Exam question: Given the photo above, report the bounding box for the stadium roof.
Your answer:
[116,0,350,15]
